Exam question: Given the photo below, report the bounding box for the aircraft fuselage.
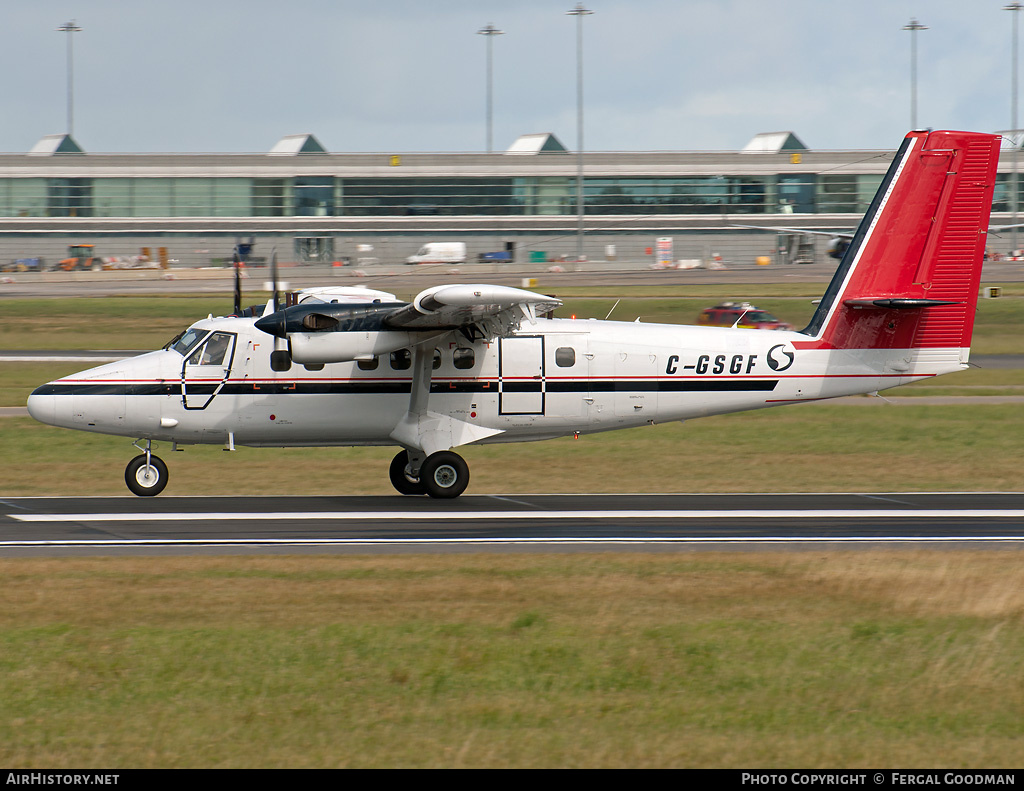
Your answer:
[28,315,963,450]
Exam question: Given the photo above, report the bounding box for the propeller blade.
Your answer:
[271,247,279,313]
[267,246,292,371]
[232,252,242,315]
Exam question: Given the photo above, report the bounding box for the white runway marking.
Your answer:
[1,536,1024,549]
[9,509,1024,523]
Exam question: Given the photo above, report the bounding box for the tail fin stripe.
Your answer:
[800,135,919,338]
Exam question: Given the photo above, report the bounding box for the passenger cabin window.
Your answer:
[390,349,412,370]
[357,357,379,371]
[453,348,475,369]
[555,347,576,367]
[433,349,442,370]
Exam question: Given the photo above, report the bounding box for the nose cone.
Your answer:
[26,385,57,426]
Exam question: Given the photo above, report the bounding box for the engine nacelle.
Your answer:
[288,330,419,364]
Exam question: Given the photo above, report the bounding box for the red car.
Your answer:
[697,302,794,330]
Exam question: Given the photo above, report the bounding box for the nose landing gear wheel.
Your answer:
[389,451,427,496]
[125,454,169,497]
[421,451,470,499]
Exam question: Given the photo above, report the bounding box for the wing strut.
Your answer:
[389,342,503,475]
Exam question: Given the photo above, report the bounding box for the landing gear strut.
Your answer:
[125,440,168,496]
[389,449,470,498]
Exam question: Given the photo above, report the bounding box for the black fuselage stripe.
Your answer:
[34,379,779,397]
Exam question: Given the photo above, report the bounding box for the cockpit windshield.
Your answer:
[165,327,209,356]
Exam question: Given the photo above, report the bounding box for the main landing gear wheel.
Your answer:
[421,451,470,499]
[389,451,427,496]
[125,454,169,497]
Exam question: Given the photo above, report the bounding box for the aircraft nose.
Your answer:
[26,386,57,426]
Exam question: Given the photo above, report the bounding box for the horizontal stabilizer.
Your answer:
[842,298,960,309]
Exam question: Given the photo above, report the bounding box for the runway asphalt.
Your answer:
[2,492,1023,556]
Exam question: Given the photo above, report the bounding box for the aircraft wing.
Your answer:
[732,224,854,239]
[255,283,562,365]
[384,284,562,336]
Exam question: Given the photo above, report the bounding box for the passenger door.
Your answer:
[181,331,236,410]
[499,336,545,415]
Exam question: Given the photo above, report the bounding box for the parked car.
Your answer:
[697,302,794,330]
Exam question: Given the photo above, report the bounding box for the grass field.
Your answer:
[1,552,1022,768]
[2,400,1023,495]
[1,289,1021,352]
[1,289,1022,768]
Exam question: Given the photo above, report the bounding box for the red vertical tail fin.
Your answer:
[802,130,1000,351]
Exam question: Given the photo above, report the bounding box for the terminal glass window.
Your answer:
[93,179,132,217]
[1,178,47,217]
[253,179,287,216]
[584,177,767,214]
[47,178,93,217]
[173,178,215,216]
[294,177,334,216]
[212,179,252,216]
[514,177,572,215]
[818,174,858,213]
[993,173,1024,214]
[133,178,174,216]
[340,178,516,216]
[776,175,816,213]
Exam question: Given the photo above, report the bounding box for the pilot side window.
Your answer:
[390,349,412,370]
[555,347,576,367]
[453,348,475,370]
[187,332,232,366]
[168,328,208,356]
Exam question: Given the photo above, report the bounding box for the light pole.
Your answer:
[56,20,82,137]
[902,18,927,130]
[567,3,593,266]
[477,24,504,153]
[1006,3,1022,254]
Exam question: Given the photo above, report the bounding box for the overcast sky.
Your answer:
[2,1,1019,154]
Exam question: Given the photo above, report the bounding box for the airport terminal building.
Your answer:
[1,131,1021,270]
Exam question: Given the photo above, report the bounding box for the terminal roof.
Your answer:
[740,131,808,153]
[268,134,328,156]
[505,133,569,155]
[28,134,84,156]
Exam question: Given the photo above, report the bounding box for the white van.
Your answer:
[405,242,467,265]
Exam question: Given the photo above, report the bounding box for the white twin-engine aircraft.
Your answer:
[28,130,1000,498]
